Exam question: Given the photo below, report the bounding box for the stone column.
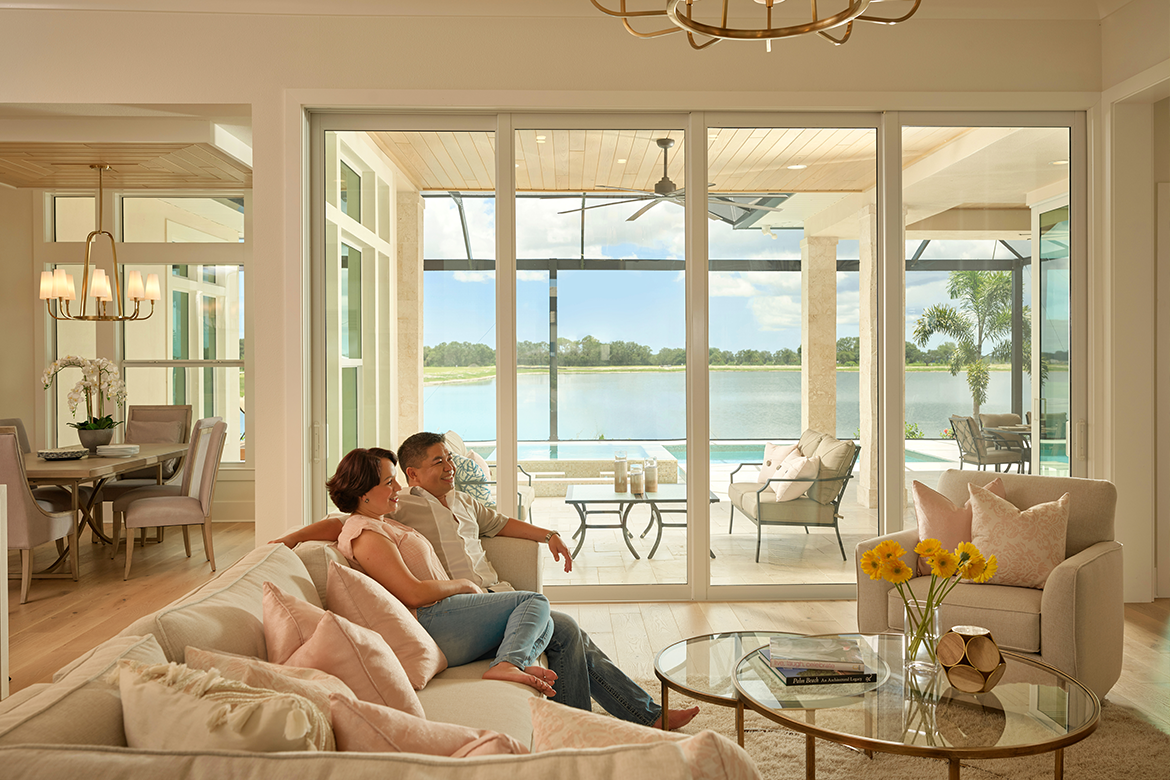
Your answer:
[857,204,879,508]
[397,192,424,443]
[801,236,838,435]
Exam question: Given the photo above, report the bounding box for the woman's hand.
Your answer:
[452,578,485,595]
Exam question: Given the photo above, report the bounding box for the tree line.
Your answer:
[424,337,960,368]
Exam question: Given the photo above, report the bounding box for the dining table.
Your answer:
[23,442,189,545]
[984,423,1032,473]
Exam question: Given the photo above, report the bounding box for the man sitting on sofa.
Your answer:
[274,431,698,730]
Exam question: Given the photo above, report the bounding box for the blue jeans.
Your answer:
[417,591,553,670]
[545,610,662,726]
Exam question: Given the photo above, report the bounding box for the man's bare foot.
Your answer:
[482,663,557,696]
[652,706,700,730]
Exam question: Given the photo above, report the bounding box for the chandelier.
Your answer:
[39,164,160,322]
[590,0,921,49]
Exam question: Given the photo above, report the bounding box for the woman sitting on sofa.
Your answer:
[327,446,558,696]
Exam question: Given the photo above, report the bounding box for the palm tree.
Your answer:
[913,270,1029,417]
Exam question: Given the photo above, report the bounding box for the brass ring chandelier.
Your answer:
[590,0,922,49]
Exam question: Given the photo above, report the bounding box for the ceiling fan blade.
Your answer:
[597,184,656,195]
[626,198,664,221]
[706,197,788,213]
[557,197,654,215]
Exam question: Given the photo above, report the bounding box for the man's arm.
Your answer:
[269,516,345,548]
[497,517,573,573]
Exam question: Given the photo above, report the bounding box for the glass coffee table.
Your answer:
[733,633,1100,780]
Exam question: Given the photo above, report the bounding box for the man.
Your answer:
[276,432,697,729]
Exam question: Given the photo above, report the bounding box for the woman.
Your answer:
[327,446,557,696]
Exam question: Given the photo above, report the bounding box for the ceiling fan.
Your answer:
[556,137,791,224]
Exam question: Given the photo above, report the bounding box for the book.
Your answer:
[764,636,867,672]
[767,665,878,687]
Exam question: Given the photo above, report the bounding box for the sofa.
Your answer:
[0,537,749,778]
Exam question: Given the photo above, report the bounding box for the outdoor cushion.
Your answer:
[771,455,819,502]
[758,442,797,482]
[443,430,468,458]
[809,436,856,505]
[725,484,831,525]
[452,453,491,503]
[796,429,826,457]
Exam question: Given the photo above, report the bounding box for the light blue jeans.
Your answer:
[416,591,553,670]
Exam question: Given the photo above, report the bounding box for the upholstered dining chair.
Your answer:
[1,427,78,603]
[111,417,226,579]
[0,416,80,512]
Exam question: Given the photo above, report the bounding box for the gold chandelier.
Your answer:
[39,164,160,322]
[590,0,921,49]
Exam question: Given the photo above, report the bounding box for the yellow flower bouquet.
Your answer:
[860,539,997,670]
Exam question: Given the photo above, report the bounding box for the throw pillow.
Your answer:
[283,611,425,718]
[117,659,333,752]
[969,484,1069,589]
[911,478,1006,575]
[468,450,492,476]
[262,581,327,664]
[772,455,820,502]
[325,561,448,689]
[122,419,186,479]
[443,430,468,458]
[758,442,797,482]
[330,694,527,755]
[809,437,856,504]
[184,646,355,717]
[451,453,491,503]
[529,698,762,780]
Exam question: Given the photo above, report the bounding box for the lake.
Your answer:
[424,369,1065,443]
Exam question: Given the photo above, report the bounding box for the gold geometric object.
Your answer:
[937,625,1007,694]
[39,164,159,322]
[590,0,922,49]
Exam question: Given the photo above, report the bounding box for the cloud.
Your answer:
[453,271,493,283]
[748,296,802,331]
[517,271,547,282]
[709,273,759,297]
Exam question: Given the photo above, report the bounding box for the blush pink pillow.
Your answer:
[284,611,424,718]
[184,646,355,716]
[911,478,1006,575]
[758,442,797,482]
[330,694,527,756]
[326,561,447,689]
[772,455,819,502]
[529,698,761,780]
[262,581,327,664]
[969,484,1070,589]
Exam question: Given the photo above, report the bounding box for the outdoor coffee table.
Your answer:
[733,633,1100,780]
[564,483,718,559]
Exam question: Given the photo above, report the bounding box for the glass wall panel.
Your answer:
[515,128,687,587]
[902,125,1070,520]
[53,196,94,241]
[706,126,876,586]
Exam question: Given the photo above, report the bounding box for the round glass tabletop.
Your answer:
[655,631,780,704]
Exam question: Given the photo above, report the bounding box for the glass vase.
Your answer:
[903,599,941,678]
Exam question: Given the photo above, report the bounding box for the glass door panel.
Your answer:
[1036,205,1070,476]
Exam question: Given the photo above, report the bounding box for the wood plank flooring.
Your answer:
[6,521,1167,738]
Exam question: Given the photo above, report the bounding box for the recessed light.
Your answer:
[787,164,807,170]
[535,135,546,143]
[617,158,627,164]
[515,163,520,168]
[1051,160,1068,166]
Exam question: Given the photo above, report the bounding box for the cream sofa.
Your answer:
[0,539,700,777]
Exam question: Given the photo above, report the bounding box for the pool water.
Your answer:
[484,442,655,461]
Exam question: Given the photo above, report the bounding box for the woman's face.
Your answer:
[359,458,402,517]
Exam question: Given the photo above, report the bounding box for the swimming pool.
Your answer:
[482,442,661,461]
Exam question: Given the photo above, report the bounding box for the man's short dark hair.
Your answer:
[398,431,447,471]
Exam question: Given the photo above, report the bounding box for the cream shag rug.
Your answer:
[604,681,1170,780]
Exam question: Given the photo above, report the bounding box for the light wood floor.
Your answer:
[6,521,1167,737]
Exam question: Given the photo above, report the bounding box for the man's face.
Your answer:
[408,442,455,498]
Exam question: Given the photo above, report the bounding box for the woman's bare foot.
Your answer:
[483,663,557,696]
[652,706,700,730]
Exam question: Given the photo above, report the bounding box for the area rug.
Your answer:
[612,681,1170,780]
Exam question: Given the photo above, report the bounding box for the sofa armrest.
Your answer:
[855,528,921,633]
[1039,539,1124,698]
[481,535,542,593]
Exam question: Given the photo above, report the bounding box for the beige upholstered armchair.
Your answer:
[855,469,1122,697]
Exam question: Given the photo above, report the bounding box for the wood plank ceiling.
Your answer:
[0,143,252,189]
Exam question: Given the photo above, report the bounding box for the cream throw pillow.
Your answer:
[969,483,1070,589]
[758,442,797,482]
[911,478,1006,575]
[330,694,527,756]
[772,455,820,502]
[326,561,448,689]
[529,698,762,780]
[117,659,333,752]
[184,646,355,718]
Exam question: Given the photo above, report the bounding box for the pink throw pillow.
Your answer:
[772,455,819,502]
[758,442,797,482]
[330,694,527,755]
[326,561,448,689]
[969,484,1069,589]
[262,581,327,664]
[284,611,425,718]
[529,699,761,780]
[911,478,1006,575]
[184,646,355,716]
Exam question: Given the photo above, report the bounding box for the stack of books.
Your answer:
[761,636,877,686]
[96,444,140,458]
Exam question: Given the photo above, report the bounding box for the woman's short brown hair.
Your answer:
[326,447,397,513]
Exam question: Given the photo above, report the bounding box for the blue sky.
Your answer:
[422,196,1050,354]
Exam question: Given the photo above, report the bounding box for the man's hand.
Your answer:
[549,533,573,573]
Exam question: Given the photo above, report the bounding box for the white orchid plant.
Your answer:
[42,355,127,430]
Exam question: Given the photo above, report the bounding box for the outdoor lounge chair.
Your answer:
[950,415,1025,472]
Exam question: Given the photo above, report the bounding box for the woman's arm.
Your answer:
[269,516,345,548]
[349,529,482,609]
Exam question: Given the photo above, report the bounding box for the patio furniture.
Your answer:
[563,483,718,559]
[981,412,1032,473]
[727,430,860,562]
[855,469,1123,698]
[950,414,1025,472]
[443,430,536,522]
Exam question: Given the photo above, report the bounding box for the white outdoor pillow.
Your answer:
[758,442,798,482]
[772,455,820,502]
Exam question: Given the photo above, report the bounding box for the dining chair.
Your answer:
[113,418,227,580]
[1,427,78,603]
[0,416,81,513]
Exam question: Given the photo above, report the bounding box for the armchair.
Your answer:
[855,469,1122,697]
[950,415,1025,473]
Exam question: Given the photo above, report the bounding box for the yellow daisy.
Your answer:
[974,555,998,583]
[930,549,959,579]
[882,558,913,584]
[960,553,988,581]
[915,538,943,558]
[955,541,980,564]
[860,549,884,580]
[873,539,906,562]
